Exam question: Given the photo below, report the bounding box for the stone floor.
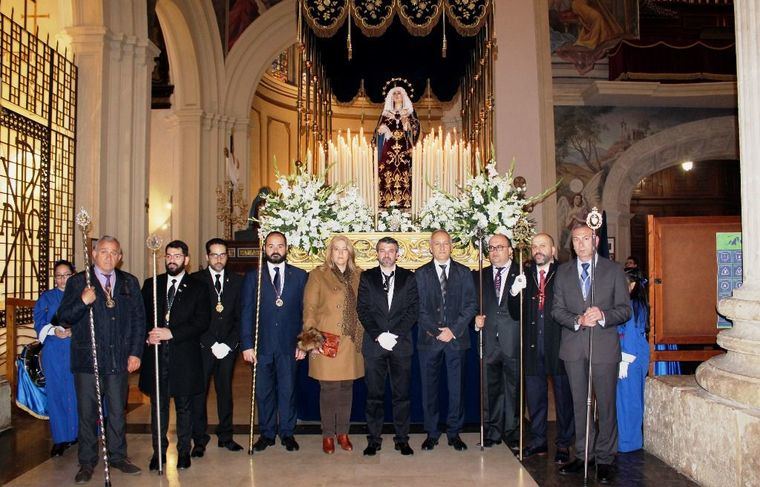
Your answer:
[1,359,699,486]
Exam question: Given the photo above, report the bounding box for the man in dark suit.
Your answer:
[417,229,478,451]
[139,240,211,472]
[240,231,308,452]
[190,238,244,456]
[473,233,522,451]
[59,236,144,483]
[508,233,574,463]
[357,236,419,456]
[552,224,630,484]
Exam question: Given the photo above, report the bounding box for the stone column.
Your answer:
[492,0,555,230]
[65,0,156,276]
[695,0,760,409]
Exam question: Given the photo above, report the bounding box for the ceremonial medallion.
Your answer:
[215,302,224,313]
[165,313,170,322]
[106,299,116,309]
[275,298,284,307]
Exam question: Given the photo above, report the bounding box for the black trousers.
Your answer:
[191,347,237,446]
[150,381,193,457]
[484,352,520,443]
[525,362,575,449]
[364,350,412,444]
[74,372,128,467]
[419,347,467,440]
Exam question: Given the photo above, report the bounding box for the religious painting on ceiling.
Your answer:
[211,0,284,55]
[553,106,735,261]
[549,0,639,75]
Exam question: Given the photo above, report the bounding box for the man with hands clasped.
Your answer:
[473,234,523,451]
[416,230,478,451]
[190,238,245,456]
[551,224,630,484]
[357,237,419,456]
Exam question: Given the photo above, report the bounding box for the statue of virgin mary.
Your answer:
[373,85,420,209]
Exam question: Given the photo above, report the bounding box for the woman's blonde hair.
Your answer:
[322,235,358,273]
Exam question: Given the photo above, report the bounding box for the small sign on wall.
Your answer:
[716,232,742,329]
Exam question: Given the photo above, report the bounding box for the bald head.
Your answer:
[430,229,452,263]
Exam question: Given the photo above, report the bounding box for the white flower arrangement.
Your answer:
[418,189,464,234]
[377,202,418,232]
[258,169,373,254]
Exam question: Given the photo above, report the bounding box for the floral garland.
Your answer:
[258,170,373,254]
[259,158,555,253]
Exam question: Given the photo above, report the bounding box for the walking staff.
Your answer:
[146,234,164,475]
[247,247,264,454]
[75,208,111,487]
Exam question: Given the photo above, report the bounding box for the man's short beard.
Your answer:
[265,252,286,264]
[166,264,185,276]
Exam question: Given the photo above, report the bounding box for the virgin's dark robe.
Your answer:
[376,110,420,208]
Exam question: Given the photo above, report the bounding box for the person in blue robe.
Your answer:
[616,268,650,453]
[33,260,78,457]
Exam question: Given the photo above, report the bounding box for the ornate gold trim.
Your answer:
[287,232,481,271]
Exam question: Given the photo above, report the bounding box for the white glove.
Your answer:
[618,361,629,379]
[621,352,637,364]
[211,342,232,359]
[510,274,527,296]
[377,332,399,351]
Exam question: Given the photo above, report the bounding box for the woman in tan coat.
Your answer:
[303,235,364,454]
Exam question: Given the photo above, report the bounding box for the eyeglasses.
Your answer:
[208,253,227,259]
[54,273,72,279]
[488,245,509,252]
[165,253,186,261]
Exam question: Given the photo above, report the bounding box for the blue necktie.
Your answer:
[581,262,590,300]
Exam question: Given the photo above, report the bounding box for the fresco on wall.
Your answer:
[549,0,639,74]
[211,0,284,55]
[554,106,736,259]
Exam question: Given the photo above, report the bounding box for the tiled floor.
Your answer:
[2,359,698,486]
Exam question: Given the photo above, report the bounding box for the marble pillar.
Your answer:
[65,1,156,276]
[645,2,760,486]
[695,0,760,409]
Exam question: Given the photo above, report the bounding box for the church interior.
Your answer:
[1,1,759,486]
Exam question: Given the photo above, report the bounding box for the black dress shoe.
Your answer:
[421,437,438,451]
[506,440,520,453]
[522,444,548,458]
[74,465,93,484]
[363,442,381,456]
[51,443,66,457]
[281,436,300,451]
[148,454,166,472]
[177,453,191,470]
[554,447,570,464]
[559,458,594,475]
[448,435,468,451]
[597,463,615,484]
[191,444,205,458]
[253,436,276,452]
[110,458,141,475]
[395,442,414,455]
[218,439,244,451]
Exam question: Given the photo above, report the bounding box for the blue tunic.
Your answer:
[34,288,78,444]
[616,299,650,453]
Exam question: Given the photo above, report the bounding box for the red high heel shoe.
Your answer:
[337,434,353,451]
[322,436,335,454]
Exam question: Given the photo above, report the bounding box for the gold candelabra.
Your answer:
[216,181,248,239]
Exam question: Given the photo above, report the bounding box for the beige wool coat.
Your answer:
[303,266,364,381]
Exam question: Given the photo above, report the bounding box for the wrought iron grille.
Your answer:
[0,11,77,327]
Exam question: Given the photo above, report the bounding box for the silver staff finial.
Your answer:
[586,207,603,231]
[146,234,163,251]
[75,207,92,230]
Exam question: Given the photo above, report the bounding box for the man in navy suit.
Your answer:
[240,231,308,452]
[357,236,419,456]
[139,240,211,472]
[417,229,478,451]
[190,238,244,456]
[473,234,522,451]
